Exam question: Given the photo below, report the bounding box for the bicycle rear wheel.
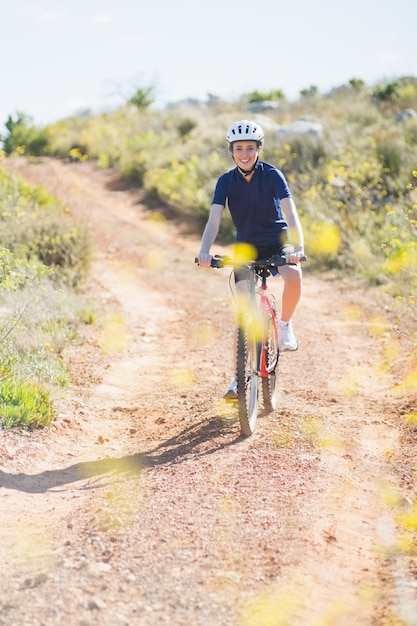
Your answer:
[262,300,279,413]
[237,317,260,436]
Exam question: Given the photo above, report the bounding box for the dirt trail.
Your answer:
[1,158,416,625]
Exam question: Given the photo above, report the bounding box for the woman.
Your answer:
[197,120,305,399]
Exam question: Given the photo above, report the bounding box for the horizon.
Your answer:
[1,0,416,129]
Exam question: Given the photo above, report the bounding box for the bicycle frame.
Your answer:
[248,267,278,379]
[258,277,278,379]
[233,262,279,435]
[195,252,305,436]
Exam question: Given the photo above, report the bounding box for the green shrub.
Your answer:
[0,378,54,429]
[0,167,92,287]
[0,250,75,388]
[403,117,417,147]
[144,151,226,217]
[265,136,327,178]
[1,112,50,156]
[397,84,417,109]
[245,89,285,103]
[118,131,168,184]
[176,118,197,137]
[0,171,94,429]
[372,80,400,104]
[0,353,16,382]
[348,78,366,91]
[0,247,50,290]
[128,86,155,109]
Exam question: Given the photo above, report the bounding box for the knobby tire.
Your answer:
[237,318,259,437]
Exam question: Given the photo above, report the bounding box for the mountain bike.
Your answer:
[196,253,305,437]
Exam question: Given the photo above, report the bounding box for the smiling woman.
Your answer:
[231,141,259,177]
[197,119,305,399]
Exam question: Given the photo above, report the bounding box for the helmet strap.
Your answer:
[235,157,259,177]
[238,166,254,177]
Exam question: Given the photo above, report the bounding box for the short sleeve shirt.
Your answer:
[212,161,292,246]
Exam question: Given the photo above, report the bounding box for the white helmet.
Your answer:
[226,120,264,144]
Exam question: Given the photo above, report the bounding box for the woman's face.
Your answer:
[231,141,260,170]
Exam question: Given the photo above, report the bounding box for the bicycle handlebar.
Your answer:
[195,253,307,269]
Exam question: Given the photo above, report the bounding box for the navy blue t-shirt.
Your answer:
[212,161,292,246]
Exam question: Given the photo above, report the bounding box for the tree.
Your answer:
[300,85,319,98]
[245,89,285,103]
[372,81,399,103]
[1,112,49,156]
[128,86,155,109]
[348,78,366,91]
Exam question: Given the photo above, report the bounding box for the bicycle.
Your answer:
[196,252,306,437]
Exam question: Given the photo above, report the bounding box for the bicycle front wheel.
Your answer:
[237,318,260,437]
[262,301,279,413]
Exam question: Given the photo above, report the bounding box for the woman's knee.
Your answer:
[280,265,302,286]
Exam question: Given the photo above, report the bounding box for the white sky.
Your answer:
[1,0,416,128]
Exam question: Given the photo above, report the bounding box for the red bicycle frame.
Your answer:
[257,276,278,378]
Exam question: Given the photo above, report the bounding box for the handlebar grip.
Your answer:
[194,256,225,268]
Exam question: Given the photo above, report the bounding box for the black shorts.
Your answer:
[234,243,287,283]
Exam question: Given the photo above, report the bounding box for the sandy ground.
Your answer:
[1,158,416,626]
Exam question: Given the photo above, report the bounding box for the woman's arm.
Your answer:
[198,203,224,266]
[281,197,304,252]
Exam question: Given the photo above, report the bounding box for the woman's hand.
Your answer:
[286,249,305,264]
[197,253,213,268]
[283,244,306,265]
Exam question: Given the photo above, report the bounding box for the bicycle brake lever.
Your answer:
[211,255,225,268]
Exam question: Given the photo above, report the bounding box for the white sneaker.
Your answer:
[223,377,238,401]
[278,320,298,351]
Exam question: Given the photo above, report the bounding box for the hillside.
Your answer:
[0,157,416,625]
[3,78,417,305]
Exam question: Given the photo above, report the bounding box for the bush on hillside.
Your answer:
[18,76,417,304]
[0,171,95,429]
[0,167,91,287]
[1,112,50,156]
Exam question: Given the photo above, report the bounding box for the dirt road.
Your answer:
[1,158,416,625]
